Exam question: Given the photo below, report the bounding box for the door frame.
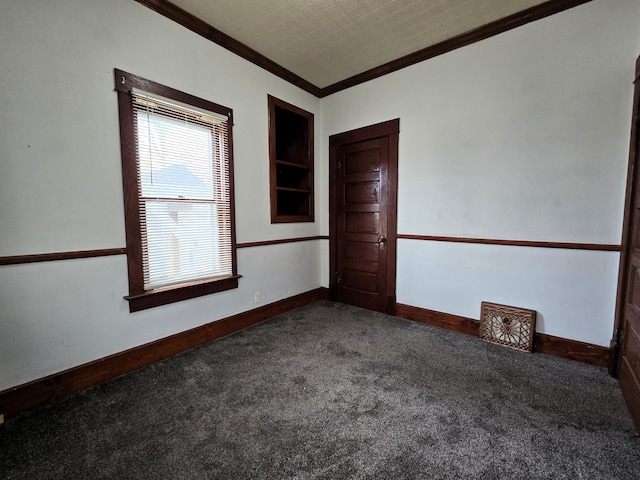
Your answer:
[612,55,640,376]
[329,118,400,315]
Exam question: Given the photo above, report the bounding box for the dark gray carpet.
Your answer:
[1,301,639,479]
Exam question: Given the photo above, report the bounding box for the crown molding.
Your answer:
[135,0,593,98]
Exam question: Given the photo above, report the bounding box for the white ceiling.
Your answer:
[168,0,549,89]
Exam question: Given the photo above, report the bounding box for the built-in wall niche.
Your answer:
[268,95,314,223]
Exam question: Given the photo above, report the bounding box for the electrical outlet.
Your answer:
[254,291,261,304]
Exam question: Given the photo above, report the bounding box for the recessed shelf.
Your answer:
[276,186,312,193]
[276,189,311,217]
[276,162,310,190]
[276,159,311,170]
[269,95,314,223]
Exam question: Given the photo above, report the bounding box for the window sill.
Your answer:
[125,275,241,312]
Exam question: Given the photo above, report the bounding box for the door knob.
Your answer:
[378,236,387,250]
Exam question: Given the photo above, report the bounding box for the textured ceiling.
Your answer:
[169,0,548,88]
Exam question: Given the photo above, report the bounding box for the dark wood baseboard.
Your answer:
[0,288,325,419]
[3,293,606,418]
[396,304,479,336]
[396,303,610,368]
[533,332,611,367]
[319,286,330,300]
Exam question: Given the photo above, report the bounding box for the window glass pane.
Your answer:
[137,113,214,200]
[142,200,231,290]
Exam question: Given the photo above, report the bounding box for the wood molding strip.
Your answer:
[397,234,621,252]
[135,0,591,99]
[237,235,328,249]
[134,0,322,97]
[320,0,593,96]
[0,238,330,265]
[0,248,127,266]
[396,303,610,368]
[0,288,326,418]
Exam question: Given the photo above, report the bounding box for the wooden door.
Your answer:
[614,55,640,432]
[329,119,399,314]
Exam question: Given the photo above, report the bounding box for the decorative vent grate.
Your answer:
[479,302,536,352]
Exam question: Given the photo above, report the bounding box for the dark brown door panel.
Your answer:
[329,119,399,314]
[613,55,640,432]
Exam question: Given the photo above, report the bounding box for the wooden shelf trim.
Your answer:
[276,159,310,169]
[275,186,312,194]
[395,303,610,368]
[0,248,127,266]
[397,234,621,252]
[269,95,315,222]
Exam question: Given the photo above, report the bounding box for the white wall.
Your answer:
[1,0,638,393]
[0,0,322,391]
[321,0,640,346]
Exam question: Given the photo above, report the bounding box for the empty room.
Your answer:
[1,0,640,478]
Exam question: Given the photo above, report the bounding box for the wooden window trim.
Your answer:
[114,69,239,312]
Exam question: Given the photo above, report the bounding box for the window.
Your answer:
[115,69,239,312]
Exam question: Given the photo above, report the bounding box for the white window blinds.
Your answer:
[131,89,232,290]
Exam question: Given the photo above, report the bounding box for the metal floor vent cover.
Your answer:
[479,302,536,352]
